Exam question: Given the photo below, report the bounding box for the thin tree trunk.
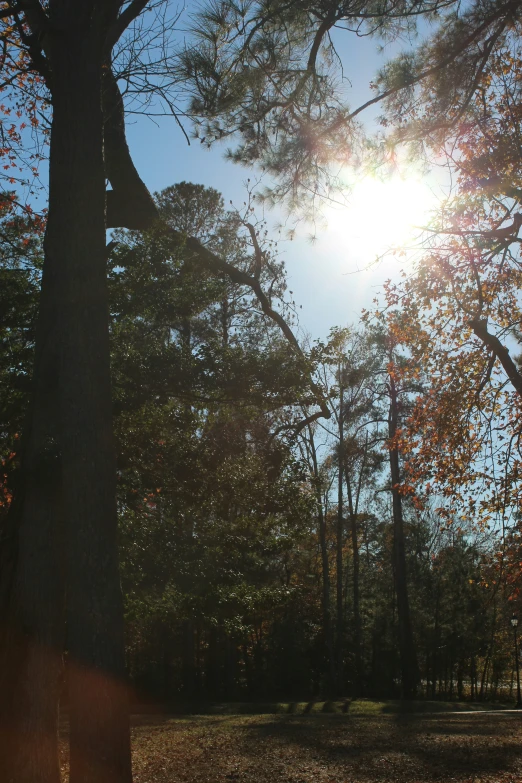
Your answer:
[308,428,335,693]
[344,432,369,698]
[182,620,196,698]
[432,585,441,699]
[479,611,497,701]
[207,626,220,699]
[345,472,362,696]
[424,645,433,699]
[388,372,418,700]
[49,34,131,783]
[221,295,229,346]
[336,374,344,694]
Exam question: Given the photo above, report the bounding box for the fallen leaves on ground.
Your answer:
[117,711,522,783]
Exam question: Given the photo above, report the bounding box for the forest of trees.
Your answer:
[1,1,522,782]
[2,179,522,707]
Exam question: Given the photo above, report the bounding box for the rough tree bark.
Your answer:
[0,3,143,782]
[51,30,132,783]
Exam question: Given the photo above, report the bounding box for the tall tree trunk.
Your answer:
[344,432,369,698]
[345,472,362,696]
[432,584,441,699]
[49,32,131,783]
[336,374,344,694]
[318,498,336,694]
[479,603,497,701]
[388,372,418,700]
[308,428,335,694]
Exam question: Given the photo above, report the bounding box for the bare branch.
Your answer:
[105,0,151,54]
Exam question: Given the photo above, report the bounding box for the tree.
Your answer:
[298,328,387,695]
[180,0,522,211]
[377,5,522,155]
[0,4,328,780]
[385,347,419,698]
[348,324,421,698]
[298,419,337,693]
[376,32,522,527]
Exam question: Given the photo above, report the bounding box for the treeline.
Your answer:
[1,182,520,705]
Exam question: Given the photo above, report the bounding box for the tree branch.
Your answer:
[179,229,331,424]
[105,0,150,54]
[339,3,517,129]
[17,0,48,38]
[468,318,522,399]
[244,221,263,279]
[103,61,330,426]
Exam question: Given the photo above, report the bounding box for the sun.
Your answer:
[325,174,437,265]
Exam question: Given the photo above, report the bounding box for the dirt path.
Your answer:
[115,712,522,783]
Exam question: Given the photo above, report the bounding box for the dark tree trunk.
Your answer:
[346,473,362,697]
[207,626,220,698]
[388,373,418,700]
[432,587,440,699]
[336,374,345,694]
[479,606,496,701]
[457,661,464,700]
[224,635,238,700]
[221,296,229,346]
[308,429,335,694]
[425,646,431,699]
[195,624,202,696]
[345,433,369,701]
[182,620,196,698]
[0,4,162,782]
[1,19,133,781]
[471,655,477,700]
[47,30,131,783]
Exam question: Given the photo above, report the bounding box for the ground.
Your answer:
[60,704,522,782]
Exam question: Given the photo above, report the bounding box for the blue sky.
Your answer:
[126,18,440,341]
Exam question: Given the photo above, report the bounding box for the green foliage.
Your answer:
[0,201,42,512]
[180,0,456,213]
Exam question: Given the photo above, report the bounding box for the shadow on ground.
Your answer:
[236,712,522,782]
[62,711,521,783]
